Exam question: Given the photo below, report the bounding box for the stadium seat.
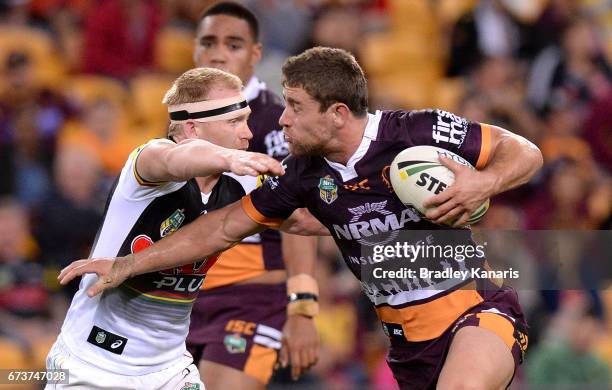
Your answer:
[0,337,29,368]
[0,26,67,89]
[155,26,194,75]
[64,75,129,107]
[361,32,441,77]
[431,77,466,112]
[129,73,174,137]
[370,72,439,109]
[387,0,433,33]
[0,337,37,390]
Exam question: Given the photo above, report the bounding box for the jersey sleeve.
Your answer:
[117,138,187,201]
[405,109,493,169]
[241,155,304,228]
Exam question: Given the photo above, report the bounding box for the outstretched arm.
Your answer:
[424,124,543,226]
[137,138,284,182]
[59,200,264,296]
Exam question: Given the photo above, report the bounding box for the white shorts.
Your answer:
[45,336,205,390]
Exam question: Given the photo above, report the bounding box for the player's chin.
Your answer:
[287,142,310,156]
[288,143,302,156]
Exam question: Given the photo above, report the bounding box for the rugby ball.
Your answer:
[390,145,489,226]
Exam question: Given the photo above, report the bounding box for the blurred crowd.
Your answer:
[0,0,610,389]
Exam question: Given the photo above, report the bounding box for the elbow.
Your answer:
[513,134,543,181]
[217,217,242,252]
[530,143,544,177]
[217,230,237,252]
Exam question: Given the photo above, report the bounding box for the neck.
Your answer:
[196,174,220,194]
[243,73,255,86]
[323,114,369,165]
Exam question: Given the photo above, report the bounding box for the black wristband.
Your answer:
[288,292,318,302]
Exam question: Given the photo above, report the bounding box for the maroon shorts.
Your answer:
[385,285,528,390]
[186,283,286,385]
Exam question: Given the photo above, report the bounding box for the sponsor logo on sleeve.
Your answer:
[432,110,468,147]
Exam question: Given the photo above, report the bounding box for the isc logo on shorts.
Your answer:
[225,320,257,335]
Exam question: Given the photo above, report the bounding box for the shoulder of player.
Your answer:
[280,154,321,178]
[379,108,437,123]
[377,109,441,136]
[129,138,175,159]
[119,138,185,193]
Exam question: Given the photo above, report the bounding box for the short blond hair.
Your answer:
[163,67,243,139]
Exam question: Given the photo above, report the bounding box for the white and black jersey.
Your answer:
[59,139,219,375]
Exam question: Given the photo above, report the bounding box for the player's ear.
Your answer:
[330,103,350,127]
[250,42,263,67]
[182,120,198,139]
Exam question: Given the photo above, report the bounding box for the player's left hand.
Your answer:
[278,314,319,381]
[422,156,496,227]
[58,255,134,297]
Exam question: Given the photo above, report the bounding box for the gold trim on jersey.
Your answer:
[476,124,493,169]
[375,285,483,342]
[241,195,284,229]
[202,243,266,290]
[130,141,173,187]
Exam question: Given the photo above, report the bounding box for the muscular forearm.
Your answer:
[282,234,320,319]
[130,202,263,276]
[481,127,543,197]
[163,140,232,181]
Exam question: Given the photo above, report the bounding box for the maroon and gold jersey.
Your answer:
[243,109,494,341]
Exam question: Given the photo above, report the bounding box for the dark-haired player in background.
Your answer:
[187,3,319,389]
[59,47,543,389]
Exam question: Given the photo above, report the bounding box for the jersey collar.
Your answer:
[243,76,267,102]
[324,110,382,182]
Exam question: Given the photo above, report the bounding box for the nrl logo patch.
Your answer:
[95,331,106,344]
[318,176,338,204]
[160,209,185,237]
[224,334,247,354]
